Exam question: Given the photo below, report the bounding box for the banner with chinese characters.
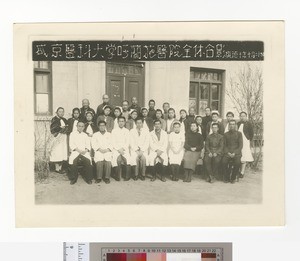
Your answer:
[32,41,264,61]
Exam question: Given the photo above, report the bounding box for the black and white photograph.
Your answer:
[14,21,284,226]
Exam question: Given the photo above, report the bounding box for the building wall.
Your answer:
[51,61,261,119]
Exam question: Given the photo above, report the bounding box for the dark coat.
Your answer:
[206,121,225,137]
[148,108,156,120]
[84,122,98,135]
[96,115,114,132]
[237,121,254,141]
[223,130,243,156]
[180,118,190,133]
[143,117,154,131]
[79,106,96,122]
[67,118,80,134]
[202,115,212,130]
[50,116,68,137]
[184,130,204,152]
[205,133,224,155]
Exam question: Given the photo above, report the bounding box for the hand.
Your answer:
[208,152,213,157]
[191,147,196,152]
[213,153,217,157]
[156,150,163,156]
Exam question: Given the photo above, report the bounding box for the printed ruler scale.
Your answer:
[64,243,226,261]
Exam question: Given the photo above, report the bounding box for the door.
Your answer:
[106,62,145,106]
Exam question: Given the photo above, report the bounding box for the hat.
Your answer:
[103,105,112,111]
[130,109,138,114]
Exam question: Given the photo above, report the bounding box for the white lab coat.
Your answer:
[148,129,169,166]
[91,131,113,162]
[69,130,91,164]
[168,132,185,165]
[111,127,131,167]
[129,127,150,165]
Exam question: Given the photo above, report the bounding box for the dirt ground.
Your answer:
[35,167,262,204]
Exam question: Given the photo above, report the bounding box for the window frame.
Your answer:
[34,62,53,115]
[189,67,225,117]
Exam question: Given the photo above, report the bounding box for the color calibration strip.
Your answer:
[102,248,221,261]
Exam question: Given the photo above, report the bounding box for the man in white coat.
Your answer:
[111,116,131,181]
[92,120,113,184]
[130,117,150,180]
[68,121,93,185]
[148,119,168,182]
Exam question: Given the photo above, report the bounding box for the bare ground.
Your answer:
[35,167,262,204]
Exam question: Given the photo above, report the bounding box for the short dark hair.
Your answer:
[135,117,143,123]
[114,107,121,112]
[118,116,126,121]
[163,102,170,107]
[229,119,236,124]
[153,119,161,125]
[212,123,219,128]
[226,111,234,117]
[168,108,175,113]
[98,120,106,126]
[195,115,202,121]
[240,111,248,116]
[141,107,148,112]
[190,121,197,127]
[211,112,219,117]
[173,122,181,127]
[122,100,129,105]
[156,109,163,114]
[205,107,211,111]
[148,99,155,105]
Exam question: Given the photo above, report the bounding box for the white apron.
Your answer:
[238,123,254,162]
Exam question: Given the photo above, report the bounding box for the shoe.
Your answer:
[151,175,156,182]
[161,177,166,182]
[239,173,244,178]
[230,180,236,184]
[206,177,211,182]
[140,176,145,181]
[224,180,229,183]
[87,180,92,185]
[104,178,110,184]
[124,177,130,181]
[70,180,76,185]
[59,169,66,174]
[133,176,138,181]
[174,178,179,181]
[95,179,101,183]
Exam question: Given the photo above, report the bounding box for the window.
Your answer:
[189,68,224,116]
[34,61,52,115]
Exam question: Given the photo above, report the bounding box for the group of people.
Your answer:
[49,94,254,185]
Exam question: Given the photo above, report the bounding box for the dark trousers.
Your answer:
[170,164,180,179]
[222,154,242,181]
[95,161,111,180]
[116,155,131,180]
[135,154,146,177]
[153,163,165,178]
[204,154,222,179]
[69,155,93,182]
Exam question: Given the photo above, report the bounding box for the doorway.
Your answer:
[106,62,145,106]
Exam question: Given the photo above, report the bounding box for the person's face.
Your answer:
[73,110,79,119]
[212,114,219,122]
[57,108,64,117]
[99,123,106,132]
[190,123,198,132]
[229,121,236,130]
[156,111,162,119]
[103,95,109,104]
[118,118,125,128]
[196,117,202,125]
[131,112,138,120]
[240,113,247,122]
[132,97,138,105]
[86,114,93,122]
[180,111,187,119]
[136,119,143,129]
[77,122,85,132]
[104,108,111,116]
[122,102,129,111]
[174,124,180,133]
[168,110,175,119]
[163,103,170,112]
[205,108,211,116]
[142,109,148,117]
[212,125,219,134]
[149,101,155,109]
[114,110,121,117]
[189,108,195,115]
[227,114,234,121]
[154,121,161,131]
[82,99,89,108]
